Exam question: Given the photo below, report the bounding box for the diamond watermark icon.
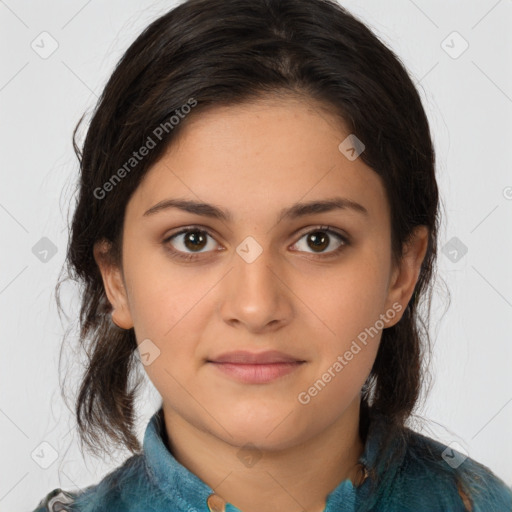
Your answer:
[31,441,59,469]
[237,443,262,468]
[441,236,468,263]
[236,236,263,264]
[442,441,468,469]
[31,31,59,59]
[136,338,161,366]
[32,237,58,263]
[338,134,365,161]
[441,31,469,59]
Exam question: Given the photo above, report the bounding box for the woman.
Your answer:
[33,0,512,510]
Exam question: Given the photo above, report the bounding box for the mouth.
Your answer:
[207,350,306,384]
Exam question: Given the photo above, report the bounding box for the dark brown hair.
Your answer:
[58,0,440,462]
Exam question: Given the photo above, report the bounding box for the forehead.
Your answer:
[126,97,389,224]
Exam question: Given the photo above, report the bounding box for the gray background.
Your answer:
[1,0,511,509]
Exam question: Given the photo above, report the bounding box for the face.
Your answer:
[96,96,427,451]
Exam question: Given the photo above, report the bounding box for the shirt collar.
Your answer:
[143,407,218,511]
[142,406,406,512]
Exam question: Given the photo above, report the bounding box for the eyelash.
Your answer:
[163,225,350,262]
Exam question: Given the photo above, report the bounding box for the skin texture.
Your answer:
[94,96,429,512]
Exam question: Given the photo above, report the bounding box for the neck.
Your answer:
[162,398,365,512]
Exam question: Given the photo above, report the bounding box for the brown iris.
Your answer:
[184,230,208,251]
[307,231,329,252]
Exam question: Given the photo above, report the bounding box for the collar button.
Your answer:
[207,493,227,512]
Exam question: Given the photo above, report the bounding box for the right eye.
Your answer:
[163,227,222,260]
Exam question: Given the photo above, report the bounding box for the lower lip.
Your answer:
[208,362,304,384]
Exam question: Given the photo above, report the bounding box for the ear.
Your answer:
[384,225,429,327]
[93,239,134,330]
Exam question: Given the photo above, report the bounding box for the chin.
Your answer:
[213,409,315,451]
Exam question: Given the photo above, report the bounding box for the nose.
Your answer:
[218,244,294,334]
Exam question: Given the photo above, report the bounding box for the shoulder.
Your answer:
[30,454,163,512]
[393,427,512,511]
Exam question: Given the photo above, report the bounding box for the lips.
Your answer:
[207,350,306,384]
[208,350,305,364]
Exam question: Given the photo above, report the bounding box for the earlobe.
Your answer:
[111,305,133,330]
[384,225,429,325]
[93,239,134,330]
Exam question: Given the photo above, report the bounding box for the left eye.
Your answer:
[291,227,348,255]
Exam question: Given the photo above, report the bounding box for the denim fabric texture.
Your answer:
[31,407,512,512]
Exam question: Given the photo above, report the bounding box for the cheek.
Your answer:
[124,256,216,384]
[298,251,390,395]
[124,249,207,338]
[294,268,387,418]
[306,254,390,340]
[310,288,382,392]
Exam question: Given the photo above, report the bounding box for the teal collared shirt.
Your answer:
[32,408,512,511]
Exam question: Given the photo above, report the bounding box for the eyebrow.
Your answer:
[143,196,369,222]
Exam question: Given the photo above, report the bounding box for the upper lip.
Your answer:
[208,350,305,364]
